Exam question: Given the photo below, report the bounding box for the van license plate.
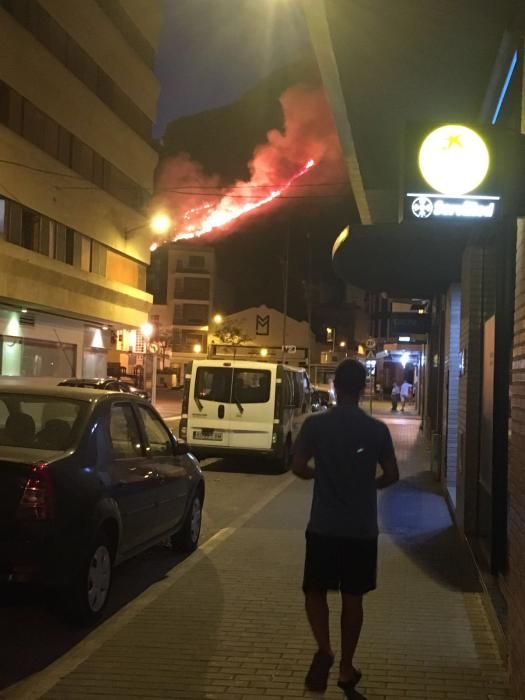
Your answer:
[193,429,223,441]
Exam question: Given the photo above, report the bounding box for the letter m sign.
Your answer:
[256,314,270,335]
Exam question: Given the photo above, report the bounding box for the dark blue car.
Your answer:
[0,385,204,623]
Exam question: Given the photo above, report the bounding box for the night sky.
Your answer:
[154,0,310,137]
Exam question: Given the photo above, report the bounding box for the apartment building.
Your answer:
[0,0,161,380]
[149,243,216,385]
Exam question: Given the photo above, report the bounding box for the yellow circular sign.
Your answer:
[418,124,490,195]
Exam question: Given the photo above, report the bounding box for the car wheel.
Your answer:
[171,493,202,554]
[274,436,291,473]
[66,534,113,624]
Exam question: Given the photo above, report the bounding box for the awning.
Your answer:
[331,221,495,298]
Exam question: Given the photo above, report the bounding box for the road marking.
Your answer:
[2,472,296,700]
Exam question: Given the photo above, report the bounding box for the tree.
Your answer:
[215,321,251,346]
[156,327,173,370]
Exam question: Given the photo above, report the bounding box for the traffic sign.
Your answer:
[366,337,376,350]
[366,350,376,360]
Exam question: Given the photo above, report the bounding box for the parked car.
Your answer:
[0,385,204,623]
[59,377,149,401]
[311,388,331,412]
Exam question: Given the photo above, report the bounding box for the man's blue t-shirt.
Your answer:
[294,405,395,539]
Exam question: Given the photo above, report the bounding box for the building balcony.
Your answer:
[0,239,151,327]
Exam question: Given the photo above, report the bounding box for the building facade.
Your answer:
[208,304,321,366]
[148,243,216,385]
[0,0,161,381]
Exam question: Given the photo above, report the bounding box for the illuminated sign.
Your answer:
[418,125,490,195]
[409,194,499,220]
[403,122,504,222]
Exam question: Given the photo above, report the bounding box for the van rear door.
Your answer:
[188,362,233,449]
[229,365,275,450]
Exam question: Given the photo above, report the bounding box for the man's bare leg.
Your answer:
[305,591,333,656]
[339,593,363,683]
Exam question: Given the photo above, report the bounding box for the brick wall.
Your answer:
[456,246,484,534]
[507,219,525,700]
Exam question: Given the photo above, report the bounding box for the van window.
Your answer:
[195,367,233,403]
[293,373,304,408]
[233,370,271,404]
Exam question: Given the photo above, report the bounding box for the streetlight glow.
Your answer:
[141,322,154,340]
[193,343,202,353]
[260,347,268,357]
[339,341,346,348]
[213,313,223,324]
[150,212,172,235]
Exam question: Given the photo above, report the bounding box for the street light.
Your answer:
[260,347,268,357]
[150,212,172,235]
[339,341,346,348]
[213,313,223,325]
[140,322,157,406]
[140,322,154,340]
[193,343,202,354]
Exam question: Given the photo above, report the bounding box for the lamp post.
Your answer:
[126,212,173,251]
[140,322,157,406]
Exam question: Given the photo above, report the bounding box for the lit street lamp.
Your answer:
[213,313,223,325]
[193,343,202,354]
[150,212,172,235]
[140,322,157,406]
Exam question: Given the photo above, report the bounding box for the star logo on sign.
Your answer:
[446,133,462,149]
[412,196,434,218]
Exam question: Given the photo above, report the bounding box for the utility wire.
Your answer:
[0,159,85,180]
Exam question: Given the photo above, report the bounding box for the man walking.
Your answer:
[292,359,399,696]
[400,380,412,412]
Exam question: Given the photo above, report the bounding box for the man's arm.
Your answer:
[292,450,315,480]
[376,426,399,490]
[376,455,399,490]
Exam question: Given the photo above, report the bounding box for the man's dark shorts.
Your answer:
[303,531,378,595]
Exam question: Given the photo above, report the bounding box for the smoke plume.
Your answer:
[152,85,348,246]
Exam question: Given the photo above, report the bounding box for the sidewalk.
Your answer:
[5,420,512,700]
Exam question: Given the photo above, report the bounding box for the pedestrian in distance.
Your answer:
[400,380,412,412]
[391,381,401,412]
[292,359,399,697]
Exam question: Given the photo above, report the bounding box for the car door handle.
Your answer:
[218,404,225,419]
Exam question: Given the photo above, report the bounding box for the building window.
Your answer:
[182,304,209,326]
[1,0,152,140]
[0,335,76,378]
[91,240,107,276]
[189,255,205,269]
[0,79,148,213]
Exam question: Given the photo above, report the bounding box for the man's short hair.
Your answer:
[334,359,367,396]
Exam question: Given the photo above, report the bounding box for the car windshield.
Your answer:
[60,380,99,388]
[0,394,87,451]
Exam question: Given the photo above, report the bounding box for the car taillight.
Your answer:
[17,462,55,521]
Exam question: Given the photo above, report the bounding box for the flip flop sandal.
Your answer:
[305,650,335,692]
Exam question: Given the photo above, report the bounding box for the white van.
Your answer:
[179,359,311,470]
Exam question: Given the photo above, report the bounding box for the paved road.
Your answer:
[0,455,290,692]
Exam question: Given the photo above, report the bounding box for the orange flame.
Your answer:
[171,159,315,242]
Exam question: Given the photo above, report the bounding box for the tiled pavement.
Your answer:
[5,419,512,700]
